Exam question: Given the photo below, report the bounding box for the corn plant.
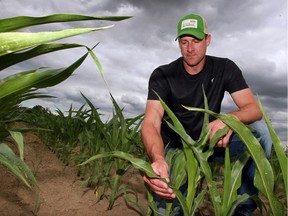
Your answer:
[0,13,131,214]
[103,94,144,210]
[81,91,287,215]
[26,91,146,212]
[0,130,38,188]
[80,150,159,215]
[78,93,145,210]
[155,92,254,216]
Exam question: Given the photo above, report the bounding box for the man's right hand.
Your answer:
[143,159,176,199]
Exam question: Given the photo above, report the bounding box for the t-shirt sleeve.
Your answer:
[225,59,249,94]
[147,67,170,101]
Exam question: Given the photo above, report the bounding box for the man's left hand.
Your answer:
[208,119,233,148]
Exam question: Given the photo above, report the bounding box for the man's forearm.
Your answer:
[141,124,165,162]
[228,103,262,124]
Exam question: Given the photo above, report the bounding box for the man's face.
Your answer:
[178,35,211,70]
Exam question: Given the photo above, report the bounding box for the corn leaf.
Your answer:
[222,148,250,215]
[222,147,233,214]
[0,43,87,71]
[0,143,37,189]
[88,47,111,92]
[165,149,188,214]
[0,52,88,100]
[9,131,24,160]
[191,190,206,215]
[0,14,131,32]
[258,99,287,192]
[226,194,250,216]
[173,188,190,215]
[80,151,160,180]
[0,26,113,56]
[169,150,187,189]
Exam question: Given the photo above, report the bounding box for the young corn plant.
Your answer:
[81,91,287,215]
[157,92,253,216]
[80,150,160,215]
[33,90,146,213]
[75,94,109,186]
[109,95,144,210]
[86,94,144,211]
[52,107,88,165]
[183,104,286,215]
[0,130,38,189]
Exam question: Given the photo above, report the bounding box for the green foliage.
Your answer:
[0,13,131,214]
[184,106,285,215]
[25,93,145,212]
[80,91,287,215]
[0,133,37,188]
[159,92,255,216]
[258,99,287,193]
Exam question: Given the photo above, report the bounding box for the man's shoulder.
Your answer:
[206,55,230,64]
[157,57,182,71]
[206,55,238,71]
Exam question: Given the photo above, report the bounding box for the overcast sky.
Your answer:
[1,0,287,145]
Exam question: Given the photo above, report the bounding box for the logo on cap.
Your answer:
[181,19,198,30]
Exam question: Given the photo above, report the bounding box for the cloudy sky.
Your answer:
[1,0,287,145]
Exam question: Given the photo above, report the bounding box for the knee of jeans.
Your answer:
[249,120,272,158]
[229,134,248,159]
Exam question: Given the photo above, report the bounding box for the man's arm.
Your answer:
[229,88,262,123]
[141,100,175,199]
[209,88,262,148]
[141,100,165,162]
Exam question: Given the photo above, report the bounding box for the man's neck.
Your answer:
[183,56,206,75]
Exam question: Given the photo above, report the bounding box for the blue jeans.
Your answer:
[154,120,272,216]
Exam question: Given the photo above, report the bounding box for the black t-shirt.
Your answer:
[147,55,248,146]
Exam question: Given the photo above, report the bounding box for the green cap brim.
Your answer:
[176,30,205,40]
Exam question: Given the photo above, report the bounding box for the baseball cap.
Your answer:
[176,13,209,40]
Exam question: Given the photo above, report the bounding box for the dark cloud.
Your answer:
[1,0,287,144]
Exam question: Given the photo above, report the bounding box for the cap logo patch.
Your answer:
[181,19,198,30]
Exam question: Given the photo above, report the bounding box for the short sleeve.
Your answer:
[147,67,170,101]
[225,59,249,94]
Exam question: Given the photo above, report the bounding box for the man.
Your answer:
[141,13,271,216]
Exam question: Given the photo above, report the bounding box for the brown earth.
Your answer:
[0,131,148,216]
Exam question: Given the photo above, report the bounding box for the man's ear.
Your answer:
[206,34,211,47]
